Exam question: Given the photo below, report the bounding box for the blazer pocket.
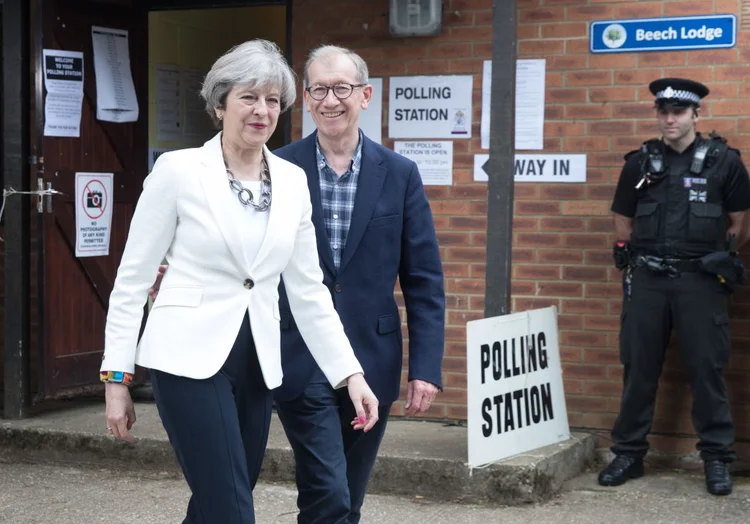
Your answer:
[368,214,400,228]
[377,314,401,334]
[152,286,204,309]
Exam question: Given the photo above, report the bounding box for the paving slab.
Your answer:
[0,399,595,505]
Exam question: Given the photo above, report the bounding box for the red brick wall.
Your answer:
[291,0,750,455]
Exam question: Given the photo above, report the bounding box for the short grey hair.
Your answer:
[304,45,369,86]
[201,39,296,128]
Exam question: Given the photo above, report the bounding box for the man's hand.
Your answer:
[148,264,168,302]
[404,379,438,417]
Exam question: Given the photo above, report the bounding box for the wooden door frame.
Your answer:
[2,0,293,418]
[146,0,293,145]
[3,0,32,419]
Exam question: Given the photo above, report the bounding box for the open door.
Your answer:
[38,0,148,398]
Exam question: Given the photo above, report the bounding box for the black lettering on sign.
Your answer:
[480,344,490,384]
[514,159,546,176]
[394,108,449,121]
[554,159,570,176]
[478,332,549,381]
[481,397,493,437]
[481,382,555,438]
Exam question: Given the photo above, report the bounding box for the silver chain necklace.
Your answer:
[225,156,272,212]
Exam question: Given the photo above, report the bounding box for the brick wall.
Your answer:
[291,0,750,456]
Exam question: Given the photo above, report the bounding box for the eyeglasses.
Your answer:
[305,83,366,101]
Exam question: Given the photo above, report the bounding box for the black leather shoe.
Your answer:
[598,455,644,486]
[704,460,732,496]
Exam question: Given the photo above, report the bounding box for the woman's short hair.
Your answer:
[304,45,369,86]
[201,39,296,128]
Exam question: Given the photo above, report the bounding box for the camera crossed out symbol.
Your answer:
[82,180,106,220]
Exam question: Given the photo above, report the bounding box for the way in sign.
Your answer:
[514,158,571,176]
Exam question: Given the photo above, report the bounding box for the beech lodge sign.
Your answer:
[590,14,736,53]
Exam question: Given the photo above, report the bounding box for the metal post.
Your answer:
[483,0,517,318]
[3,0,32,418]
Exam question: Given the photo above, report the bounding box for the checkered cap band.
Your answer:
[656,88,701,104]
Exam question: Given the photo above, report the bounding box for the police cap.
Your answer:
[649,78,709,108]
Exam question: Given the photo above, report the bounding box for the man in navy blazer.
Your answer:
[273,45,445,523]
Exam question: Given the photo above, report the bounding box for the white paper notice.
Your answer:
[516,60,545,150]
[92,26,139,123]
[182,68,215,140]
[389,75,473,139]
[75,173,114,257]
[43,49,84,137]
[481,59,545,150]
[302,78,383,144]
[474,153,586,183]
[156,65,182,141]
[394,141,453,186]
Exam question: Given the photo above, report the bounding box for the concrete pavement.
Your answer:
[0,398,596,505]
[1,460,749,523]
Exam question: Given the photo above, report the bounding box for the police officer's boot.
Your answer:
[597,455,644,486]
[704,460,732,496]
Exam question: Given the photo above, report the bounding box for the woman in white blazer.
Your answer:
[100,40,379,523]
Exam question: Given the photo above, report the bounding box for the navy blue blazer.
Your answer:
[272,131,445,405]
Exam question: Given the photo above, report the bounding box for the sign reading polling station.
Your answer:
[389,75,473,139]
[467,307,570,467]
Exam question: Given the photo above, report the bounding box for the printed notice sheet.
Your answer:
[75,172,114,257]
[481,59,546,150]
[43,49,84,137]
[92,26,139,122]
[394,141,453,186]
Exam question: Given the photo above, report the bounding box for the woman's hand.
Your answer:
[105,382,137,443]
[346,373,379,432]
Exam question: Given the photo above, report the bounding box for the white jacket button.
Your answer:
[244,278,255,289]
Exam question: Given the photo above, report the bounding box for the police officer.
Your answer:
[599,78,750,496]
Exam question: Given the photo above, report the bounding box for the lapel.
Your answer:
[295,132,336,275]
[198,133,251,276]
[250,148,284,273]
[339,135,387,272]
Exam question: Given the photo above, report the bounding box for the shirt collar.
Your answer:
[315,130,363,177]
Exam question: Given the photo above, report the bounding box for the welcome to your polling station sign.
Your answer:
[467,307,570,467]
[591,14,736,53]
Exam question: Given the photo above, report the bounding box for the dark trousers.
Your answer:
[150,313,273,524]
[612,267,735,462]
[275,367,391,524]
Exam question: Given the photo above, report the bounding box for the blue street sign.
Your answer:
[590,14,736,53]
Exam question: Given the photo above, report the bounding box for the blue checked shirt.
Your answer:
[316,133,363,269]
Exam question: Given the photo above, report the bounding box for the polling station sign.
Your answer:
[591,14,736,53]
[467,307,570,467]
[388,75,473,139]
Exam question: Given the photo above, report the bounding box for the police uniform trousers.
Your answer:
[150,312,273,524]
[611,266,736,462]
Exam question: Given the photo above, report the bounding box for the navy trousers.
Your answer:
[150,313,272,524]
[276,367,391,524]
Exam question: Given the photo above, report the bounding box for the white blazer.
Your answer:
[101,133,363,390]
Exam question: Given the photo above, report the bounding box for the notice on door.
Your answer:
[75,173,114,257]
[92,26,139,123]
[42,49,84,137]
